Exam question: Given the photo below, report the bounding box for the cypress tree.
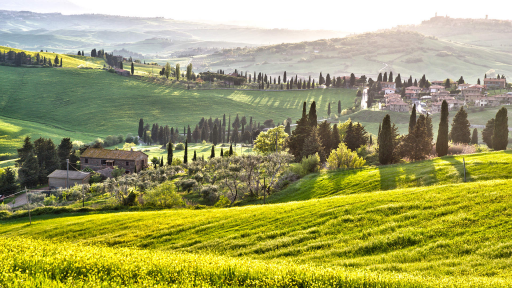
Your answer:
[327,103,331,116]
[471,128,479,145]
[377,123,382,143]
[212,124,219,145]
[193,150,197,161]
[492,107,508,150]
[436,100,449,156]
[288,102,311,160]
[229,143,233,156]
[308,101,317,127]
[160,157,163,167]
[138,118,144,138]
[378,115,394,165]
[285,122,291,135]
[338,100,341,114]
[227,116,231,142]
[482,118,495,148]
[220,148,224,157]
[167,141,173,165]
[210,145,215,158]
[184,140,188,164]
[450,107,471,144]
[409,104,417,132]
[331,124,341,150]
[131,62,134,75]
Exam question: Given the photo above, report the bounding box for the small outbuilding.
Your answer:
[47,170,90,189]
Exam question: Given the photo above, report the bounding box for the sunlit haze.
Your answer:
[1,0,511,32]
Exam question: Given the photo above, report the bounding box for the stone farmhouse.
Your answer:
[431,99,464,113]
[405,86,421,98]
[381,82,396,89]
[484,78,507,89]
[388,99,409,112]
[429,85,445,93]
[475,97,500,107]
[80,148,148,174]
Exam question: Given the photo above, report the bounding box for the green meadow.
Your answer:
[0,65,356,158]
[4,168,512,285]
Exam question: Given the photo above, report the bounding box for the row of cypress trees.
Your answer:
[379,101,509,165]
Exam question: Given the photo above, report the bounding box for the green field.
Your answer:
[0,65,356,158]
[0,46,107,68]
[3,163,512,286]
[266,150,512,203]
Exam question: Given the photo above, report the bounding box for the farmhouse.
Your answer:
[484,78,506,89]
[80,148,148,174]
[382,87,396,94]
[495,94,512,104]
[429,85,445,93]
[388,100,409,112]
[464,93,483,104]
[48,170,90,189]
[475,97,500,107]
[380,82,396,89]
[430,99,463,113]
[384,93,401,104]
[405,86,421,98]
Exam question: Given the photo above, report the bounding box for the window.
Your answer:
[126,161,130,166]
[101,160,106,165]
[84,158,89,164]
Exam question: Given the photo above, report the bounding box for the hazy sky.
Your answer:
[4,0,512,32]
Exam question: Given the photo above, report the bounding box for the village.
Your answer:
[380,77,509,114]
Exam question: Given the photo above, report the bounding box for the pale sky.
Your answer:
[4,0,512,32]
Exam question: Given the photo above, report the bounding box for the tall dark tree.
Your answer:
[338,100,341,114]
[212,124,219,145]
[331,124,341,151]
[138,118,144,138]
[18,152,39,188]
[131,62,134,75]
[187,125,192,143]
[450,107,471,144]
[229,143,233,156]
[409,104,417,132]
[301,127,325,161]
[492,107,509,150]
[183,140,188,164]
[287,102,311,161]
[57,138,73,170]
[378,115,397,165]
[436,101,449,157]
[327,103,331,116]
[318,121,332,152]
[167,141,173,165]
[193,150,197,161]
[16,136,34,166]
[400,114,432,161]
[285,121,291,135]
[471,128,479,145]
[210,145,215,158]
[482,118,495,148]
[308,101,317,127]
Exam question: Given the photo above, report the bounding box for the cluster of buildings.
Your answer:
[380,78,509,113]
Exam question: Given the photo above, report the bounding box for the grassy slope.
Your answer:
[0,65,356,157]
[0,46,107,68]
[267,150,512,203]
[3,177,512,279]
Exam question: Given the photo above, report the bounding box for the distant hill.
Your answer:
[396,16,512,53]
[201,30,512,82]
[0,10,348,56]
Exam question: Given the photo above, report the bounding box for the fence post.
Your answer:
[463,157,466,182]
[26,187,31,225]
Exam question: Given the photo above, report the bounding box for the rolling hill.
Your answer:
[0,64,357,158]
[4,153,512,286]
[200,30,512,82]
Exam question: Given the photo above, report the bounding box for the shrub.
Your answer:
[447,143,476,156]
[327,143,366,170]
[276,171,300,189]
[179,179,198,192]
[200,185,219,202]
[214,195,230,208]
[143,181,184,208]
[300,153,320,175]
[175,143,185,150]
[125,133,135,143]
[43,195,57,206]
